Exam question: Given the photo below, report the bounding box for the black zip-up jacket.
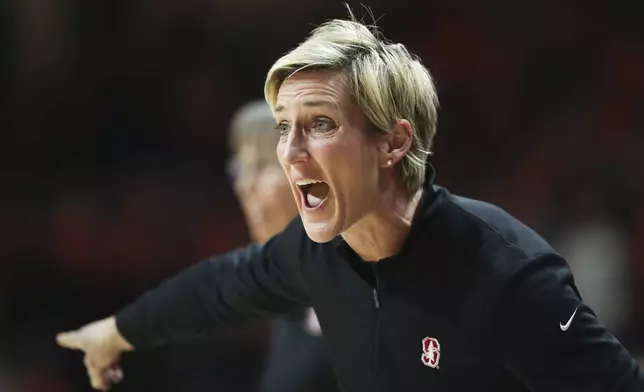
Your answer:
[116,167,643,391]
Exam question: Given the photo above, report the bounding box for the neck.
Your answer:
[341,185,423,262]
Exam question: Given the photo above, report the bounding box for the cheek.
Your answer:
[318,138,377,186]
[275,142,287,165]
[311,136,357,170]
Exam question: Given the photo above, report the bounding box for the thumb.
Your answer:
[56,331,85,350]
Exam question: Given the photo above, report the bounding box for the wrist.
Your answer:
[107,316,135,351]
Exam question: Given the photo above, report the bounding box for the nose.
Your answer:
[280,128,309,165]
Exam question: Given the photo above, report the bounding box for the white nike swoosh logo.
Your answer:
[560,307,578,331]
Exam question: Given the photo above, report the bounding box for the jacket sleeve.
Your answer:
[489,254,643,392]
[114,218,310,349]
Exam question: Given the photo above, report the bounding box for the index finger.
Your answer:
[56,331,84,351]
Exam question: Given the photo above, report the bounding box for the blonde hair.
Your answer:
[264,8,439,194]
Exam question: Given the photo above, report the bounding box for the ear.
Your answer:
[379,119,413,168]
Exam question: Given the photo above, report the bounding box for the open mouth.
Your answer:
[296,180,330,209]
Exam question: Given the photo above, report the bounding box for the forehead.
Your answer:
[275,70,348,112]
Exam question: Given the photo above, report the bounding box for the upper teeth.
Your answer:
[295,179,323,186]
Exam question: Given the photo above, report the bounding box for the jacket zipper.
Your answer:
[372,264,381,383]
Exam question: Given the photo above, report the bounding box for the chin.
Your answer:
[301,220,339,243]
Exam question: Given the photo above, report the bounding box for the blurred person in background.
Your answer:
[227,100,339,392]
[551,185,632,337]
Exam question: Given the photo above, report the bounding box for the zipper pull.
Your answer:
[372,288,380,309]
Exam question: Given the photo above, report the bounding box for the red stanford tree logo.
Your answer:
[421,337,441,368]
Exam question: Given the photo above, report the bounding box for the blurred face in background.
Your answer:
[229,130,298,243]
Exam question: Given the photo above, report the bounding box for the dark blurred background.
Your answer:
[1,0,643,390]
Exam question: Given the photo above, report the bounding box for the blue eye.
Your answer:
[313,118,334,132]
[275,123,290,136]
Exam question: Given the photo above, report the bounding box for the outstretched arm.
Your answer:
[56,218,309,390]
[116,238,309,348]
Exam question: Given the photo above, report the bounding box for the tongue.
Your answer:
[306,183,329,208]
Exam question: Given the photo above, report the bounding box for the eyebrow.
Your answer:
[274,100,337,113]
